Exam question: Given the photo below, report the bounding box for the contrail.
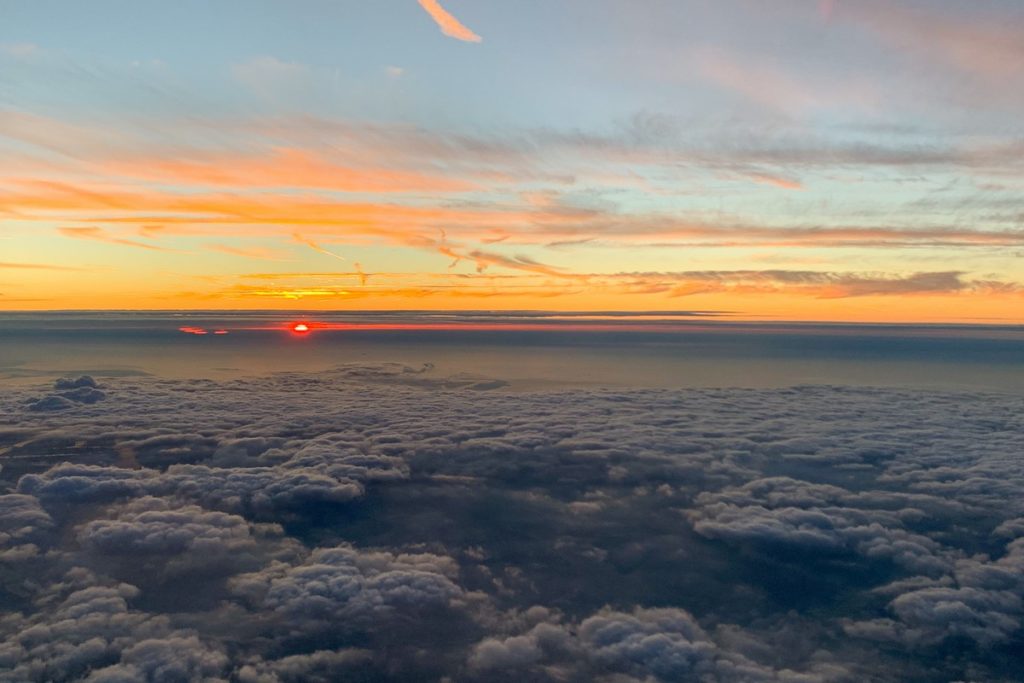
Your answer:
[417,0,482,42]
[292,233,346,261]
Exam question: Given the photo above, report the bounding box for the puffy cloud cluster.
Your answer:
[845,537,1024,648]
[688,476,955,575]
[84,636,229,683]
[231,545,464,633]
[76,497,271,579]
[18,447,405,515]
[235,648,372,683]
[1,370,1022,680]
[0,569,228,683]
[0,494,53,562]
[467,606,848,682]
[26,376,106,412]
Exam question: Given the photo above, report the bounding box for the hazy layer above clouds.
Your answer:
[1,365,1023,681]
[2,313,1022,393]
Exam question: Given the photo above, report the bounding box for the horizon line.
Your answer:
[2,308,1023,329]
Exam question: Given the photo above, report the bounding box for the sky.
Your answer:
[1,0,1023,322]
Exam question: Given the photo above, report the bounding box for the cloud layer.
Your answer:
[1,368,1022,680]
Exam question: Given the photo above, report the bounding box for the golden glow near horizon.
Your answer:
[1,1,1022,322]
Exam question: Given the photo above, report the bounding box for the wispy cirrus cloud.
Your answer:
[416,0,482,43]
[636,269,990,299]
[204,243,292,261]
[6,110,1024,200]
[465,249,581,279]
[101,147,475,194]
[57,227,172,251]
[3,111,1022,315]
[836,1,1024,87]
[743,171,804,191]
[291,233,346,261]
[0,261,83,271]
[594,269,1000,298]
[692,46,880,116]
[4,179,1020,253]
[186,268,1022,304]
[579,269,1018,300]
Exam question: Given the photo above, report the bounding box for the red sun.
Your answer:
[291,322,311,334]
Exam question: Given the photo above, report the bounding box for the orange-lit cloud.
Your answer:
[417,0,482,43]
[8,179,1024,251]
[189,283,578,302]
[292,233,346,261]
[0,261,84,271]
[3,106,1022,320]
[6,110,1024,201]
[184,268,1023,305]
[57,226,172,251]
[466,249,580,279]
[101,148,475,194]
[744,172,804,191]
[205,243,291,261]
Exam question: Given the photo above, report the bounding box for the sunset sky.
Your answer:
[2,0,1023,321]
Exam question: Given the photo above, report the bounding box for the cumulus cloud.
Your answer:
[688,476,955,575]
[0,494,53,562]
[53,376,99,390]
[26,376,106,412]
[1,372,1023,680]
[19,460,373,515]
[26,395,77,412]
[77,496,268,578]
[230,544,464,632]
[84,636,229,683]
[844,537,1024,648]
[236,648,372,683]
[467,606,835,682]
[0,569,219,682]
[577,608,732,680]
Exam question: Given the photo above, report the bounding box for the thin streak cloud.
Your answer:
[205,244,291,261]
[57,227,171,251]
[417,0,482,43]
[292,232,346,261]
[0,261,83,271]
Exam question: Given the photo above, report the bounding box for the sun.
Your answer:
[291,322,310,334]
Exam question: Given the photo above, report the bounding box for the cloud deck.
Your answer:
[1,368,1022,681]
